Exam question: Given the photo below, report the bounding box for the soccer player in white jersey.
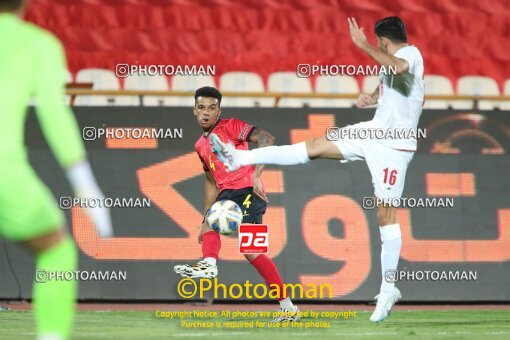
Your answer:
[210,16,424,323]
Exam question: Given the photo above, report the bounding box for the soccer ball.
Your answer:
[206,200,243,235]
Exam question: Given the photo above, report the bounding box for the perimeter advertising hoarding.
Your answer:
[1,107,509,301]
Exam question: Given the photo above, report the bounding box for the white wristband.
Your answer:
[66,160,113,238]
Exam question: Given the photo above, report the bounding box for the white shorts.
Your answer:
[330,121,414,200]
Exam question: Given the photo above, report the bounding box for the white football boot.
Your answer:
[271,306,301,323]
[370,287,401,323]
[174,260,218,279]
[209,133,241,172]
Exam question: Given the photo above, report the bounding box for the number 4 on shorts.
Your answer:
[243,194,252,208]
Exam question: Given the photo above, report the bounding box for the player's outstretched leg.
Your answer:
[246,254,300,322]
[210,134,309,171]
[24,229,77,340]
[210,134,343,171]
[174,223,219,279]
[370,204,402,323]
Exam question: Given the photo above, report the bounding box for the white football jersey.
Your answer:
[372,45,424,151]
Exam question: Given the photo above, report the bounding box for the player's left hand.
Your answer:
[253,176,268,202]
[348,17,368,49]
[198,226,203,244]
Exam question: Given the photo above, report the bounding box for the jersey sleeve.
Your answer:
[33,34,86,169]
[227,118,256,142]
[394,46,418,73]
[198,154,210,172]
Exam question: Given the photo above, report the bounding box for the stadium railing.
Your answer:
[64,89,510,110]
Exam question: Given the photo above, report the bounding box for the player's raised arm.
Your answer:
[248,127,275,202]
[348,17,409,74]
[33,34,113,237]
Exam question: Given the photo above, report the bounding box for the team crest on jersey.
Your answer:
[208,154,216,171]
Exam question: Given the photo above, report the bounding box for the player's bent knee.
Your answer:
[305,138,323,159]
[21,227,66,254]
[305,137,343,160]
[202,221,213,230]
[244,253,259,262]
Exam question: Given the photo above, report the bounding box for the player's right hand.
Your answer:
[356,93,376,108]
[253,176,268,202]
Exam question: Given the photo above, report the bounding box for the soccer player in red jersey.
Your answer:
[174,87,299,321]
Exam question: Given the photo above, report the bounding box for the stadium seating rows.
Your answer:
[69,68,510,109]
[26,0,510,101]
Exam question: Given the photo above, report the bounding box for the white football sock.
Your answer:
[203,257,217,266]
[279,297,294,310]
[379,223,402,294]
[237,142,310,166]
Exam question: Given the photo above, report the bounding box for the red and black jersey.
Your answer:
[195,118,261,192]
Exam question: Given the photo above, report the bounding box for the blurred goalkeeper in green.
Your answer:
[0,0,113,338]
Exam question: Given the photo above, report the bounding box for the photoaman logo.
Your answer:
[177,278,333,299]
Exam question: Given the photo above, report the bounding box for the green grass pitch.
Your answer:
[1,309,509,339]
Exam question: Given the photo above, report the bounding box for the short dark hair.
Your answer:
[374,16,407,43]
[194,86,222,106]
[0,0,25,11]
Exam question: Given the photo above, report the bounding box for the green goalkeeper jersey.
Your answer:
[0,13,85,168]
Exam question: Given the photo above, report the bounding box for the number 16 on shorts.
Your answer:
[239,224,269,254]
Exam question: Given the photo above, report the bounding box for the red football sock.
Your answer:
[201,231,221,259]
[250,255,286,300]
